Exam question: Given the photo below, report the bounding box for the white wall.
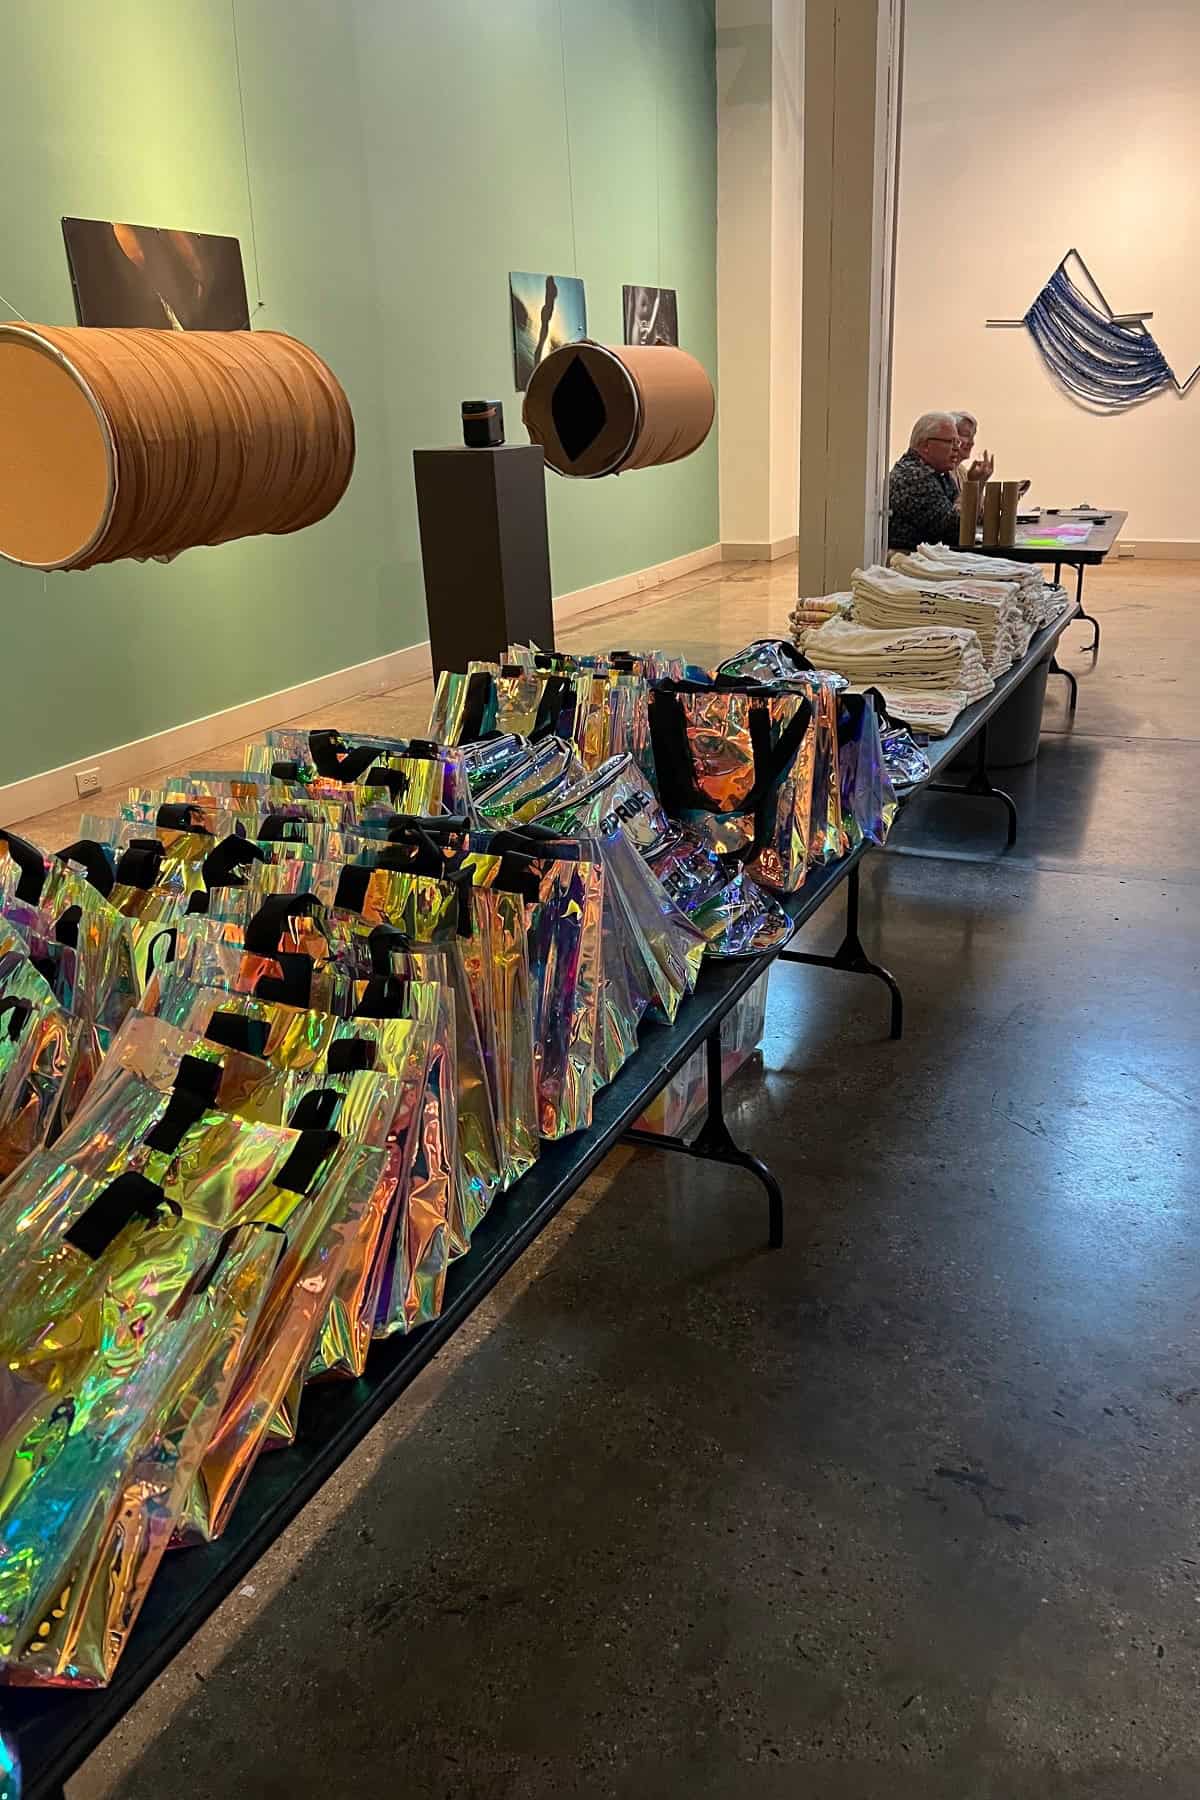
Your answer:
[892,0,1200,547]
[717,0,802,552]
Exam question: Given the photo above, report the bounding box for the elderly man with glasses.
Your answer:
[887,411,992,552]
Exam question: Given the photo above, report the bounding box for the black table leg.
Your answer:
[1073,560,1101,653]
[777,861,904,1039]
[1049,655,1078,713]
[926,721,1018,847]
[623,1030,785,1247]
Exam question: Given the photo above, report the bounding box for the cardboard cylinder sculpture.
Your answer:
[958,478,982,547]
[998,480,1022,547]
[981,480,1003,548]
[522,342,715,478]
[0,322,355,571]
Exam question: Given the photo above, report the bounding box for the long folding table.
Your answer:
[0,599,1079,1799]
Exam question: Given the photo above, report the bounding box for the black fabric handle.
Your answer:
[0,829,49,905]
[836,692,867,747]
[57,839,116,898]
[64,1169,167,1260]
[206,1010,271,1057]
[289,1087,343,1132]
[54,905,83,950]
[333,864,373,913]
[244,892,326,955]
[308,729,381,783]
[353,976,413,1020]
[271,760,302,782]
[647,689,709,815]
[0,996,32,1042]
[276,1126,340,1196]
[156,802,213,833]
[259,814,309,843]
[114,839,166,891]
[458,670,495,744]
[745,696,814,862]
[530,674,575,742]
[144,926,179,980]
[252,952,315,1008]
[328,1035,377,1072]
[202,835,267,891]
[365,923,412,976]
[144,1081,215,1154]
[173,1053,224,1101]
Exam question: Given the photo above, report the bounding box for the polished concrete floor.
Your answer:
[60,556,1200,1797]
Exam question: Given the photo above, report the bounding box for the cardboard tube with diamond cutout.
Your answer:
[521,341,714,478]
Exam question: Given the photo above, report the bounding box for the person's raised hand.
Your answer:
[967,449,994,482]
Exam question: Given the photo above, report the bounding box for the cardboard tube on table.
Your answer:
[522,341,714,477]
[998,480,1023,547]
[959,479,982,547]
[981,480,1003,547]
[0,322,355,572]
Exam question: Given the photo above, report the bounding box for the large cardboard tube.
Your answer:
[959,479,982,547]
[981,480,1003,547]
[522,341,714,477]
[0,322,355,571]
[999,480,1023,547]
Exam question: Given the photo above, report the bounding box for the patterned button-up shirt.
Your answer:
[887,450,959,553]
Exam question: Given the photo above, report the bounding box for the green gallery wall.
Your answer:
[0,0,718,788]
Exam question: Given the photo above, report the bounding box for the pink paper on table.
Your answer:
[1020,523,1093,545]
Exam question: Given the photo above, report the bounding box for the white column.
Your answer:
[796,0,905,596]
[716,0,804,560]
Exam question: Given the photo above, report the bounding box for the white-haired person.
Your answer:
[950,411,994,494]
[887,411,993,552]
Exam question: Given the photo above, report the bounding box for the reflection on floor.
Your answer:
[59,554,1200,1798]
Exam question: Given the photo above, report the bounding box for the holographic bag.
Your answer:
[141,977,456,1336]
[0,841,138,1123]
[0,951,76,1175]
[836,691,898,850]
[531,756,706,1025]
[647,677,815,887]
[0,1074,304,1684]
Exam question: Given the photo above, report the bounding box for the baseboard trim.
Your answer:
[722,535,799,562]
[0,642,430,824]
[3,542,727,824]
[553,542,723,622]
[1119,538,1200,560]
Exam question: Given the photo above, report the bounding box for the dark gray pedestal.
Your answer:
[413,444,555,675]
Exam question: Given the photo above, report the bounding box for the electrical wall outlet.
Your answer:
[1117,540,1135,558]
[74,766,102,797]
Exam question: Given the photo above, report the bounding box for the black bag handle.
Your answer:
[64,1169,169,1260]
[276,1127,341,1196]
[144,925,179,978]
[114,839,166,891]
[353,975,414,1020]
[0,829,49,905]
[289,1087,343,1132]
[207,1010,270,1057]
[457,670,496,743]
[202,835,267,892]
[243,892,326,956]
[647,689,710,815]
[156,801,213,833]
[54,904,83,950]
[328,1035,377,1072]
[57,839,116,898]
[529,674,576,742]
[745,695,814,861]
[308,729,382,783]
[253,952,316,1008]
[0,996,33,1042]
[366,923,413,976]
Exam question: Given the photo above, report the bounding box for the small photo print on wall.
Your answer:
[62,218,251,330]
[623,285,679,347]
[509,271,587,390]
